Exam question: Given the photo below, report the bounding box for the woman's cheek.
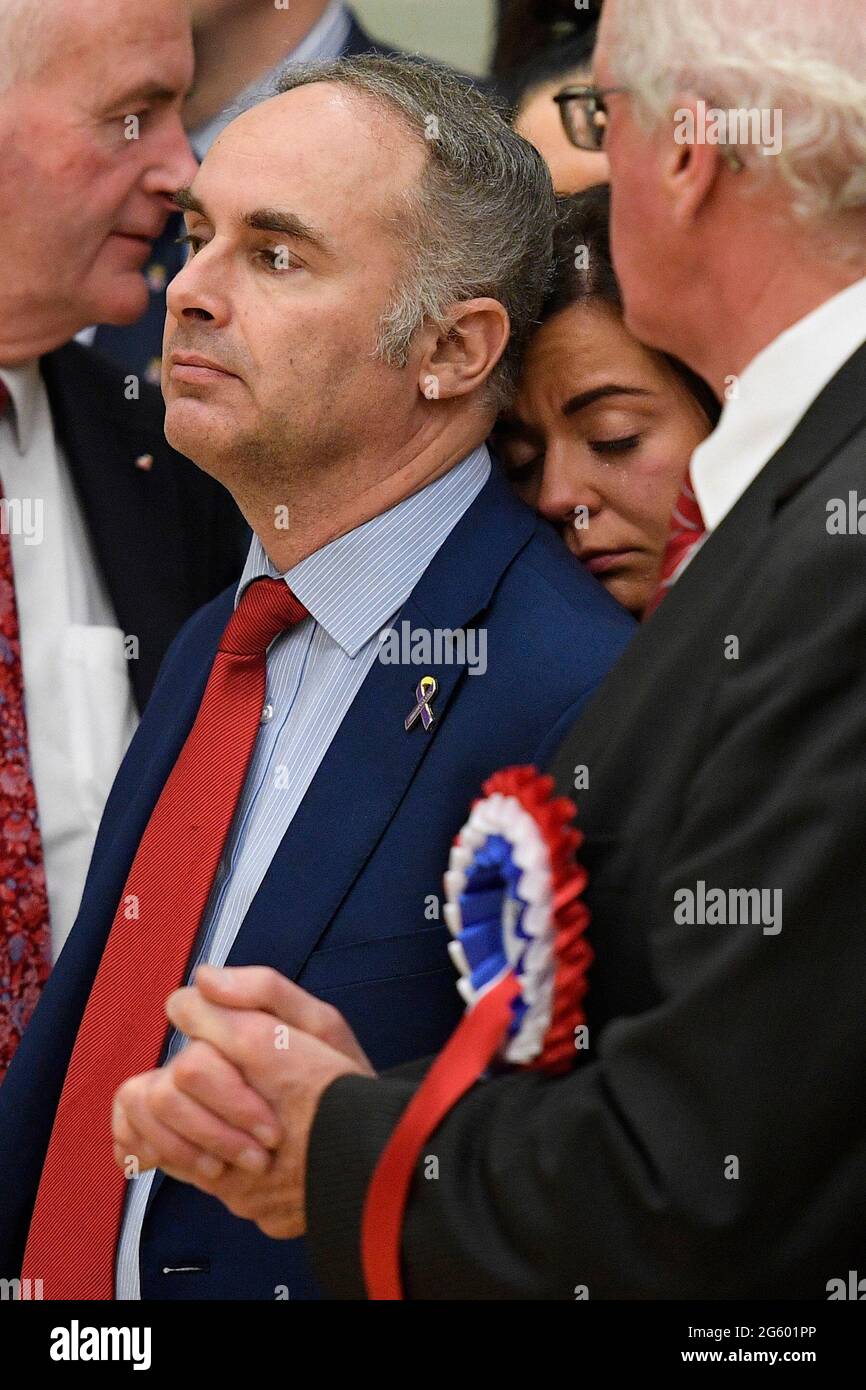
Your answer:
[627,450,689,547]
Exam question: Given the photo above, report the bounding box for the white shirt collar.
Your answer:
[691,275,866,532]
[0,359,46,455]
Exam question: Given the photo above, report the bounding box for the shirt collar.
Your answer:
[235,443,492,657]
[692,275,866,532]
[190,1,351,157]
[0,359,44,454]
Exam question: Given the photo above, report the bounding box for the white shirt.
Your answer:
[691,275,866,533]
[0,362,138,960]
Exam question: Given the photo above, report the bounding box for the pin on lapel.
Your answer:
[134,453,154,471]
[405,675,438,733]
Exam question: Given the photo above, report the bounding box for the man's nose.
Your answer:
[144,112,199,202]
[166,248,225,326]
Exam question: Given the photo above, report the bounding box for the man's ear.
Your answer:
[417,297,510,401]
[663,95,731,227]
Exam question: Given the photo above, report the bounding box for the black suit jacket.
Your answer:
[304,338,866,1299]
[41,342,249,710]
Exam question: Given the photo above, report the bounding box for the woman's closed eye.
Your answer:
[589,433,642,456]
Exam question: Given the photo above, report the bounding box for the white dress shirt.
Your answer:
[0,362,139,960]
[691,276,866,533]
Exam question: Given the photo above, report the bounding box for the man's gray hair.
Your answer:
[608,0,866,228]
[273,54,557,413]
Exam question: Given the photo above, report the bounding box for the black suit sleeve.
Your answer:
[306,533,866,1299]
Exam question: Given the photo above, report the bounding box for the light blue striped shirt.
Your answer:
[115,443,491,1297]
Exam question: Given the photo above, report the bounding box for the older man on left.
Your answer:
[0,0,248,1071]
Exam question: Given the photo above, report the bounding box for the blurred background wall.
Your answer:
[352,0,497,76]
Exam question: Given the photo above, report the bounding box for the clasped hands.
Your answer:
[111,965,375,1240]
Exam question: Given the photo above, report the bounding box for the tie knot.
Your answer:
[0,380,10,420]
[220,575,308,657]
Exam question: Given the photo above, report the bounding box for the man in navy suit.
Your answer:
[0,55,633,1299]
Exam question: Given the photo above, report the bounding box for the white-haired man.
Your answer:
[95,0,866,1300]
[0,0,247,1073]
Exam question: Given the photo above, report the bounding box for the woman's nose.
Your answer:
[536,452,603,526]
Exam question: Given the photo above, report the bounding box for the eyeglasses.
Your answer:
[552,84,747,172]
[553,85,627,152]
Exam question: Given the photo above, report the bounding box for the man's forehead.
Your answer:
[222,82,414,160]
[50,0,192,96]
[193,86,424,221]
[77,0,191,53]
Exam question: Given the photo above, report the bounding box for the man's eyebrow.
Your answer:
[111,82,186,109]
[562,385,652,417]
[243,207,333,256]
[172,193,333,257]
[173,187,206,216]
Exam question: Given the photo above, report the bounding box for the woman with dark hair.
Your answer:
[506,29,610,194]
[492,185,720,615]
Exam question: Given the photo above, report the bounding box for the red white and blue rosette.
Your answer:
[361,766,592,1299]
[443,765,592,1072]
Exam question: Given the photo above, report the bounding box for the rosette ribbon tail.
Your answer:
[361,970,519,1301]
[360,765,591,1300]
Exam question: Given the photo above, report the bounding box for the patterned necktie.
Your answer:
[0,379,52,1080]
[21,574,308,1298]
[644,469,706,618]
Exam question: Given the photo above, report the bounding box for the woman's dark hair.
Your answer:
[542,184,722,427]
[500,29,597,118]
[493,0,602,82]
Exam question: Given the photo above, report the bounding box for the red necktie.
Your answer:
[0,379,52,1080]
[644,470,706,618]
[21,574,307,1298]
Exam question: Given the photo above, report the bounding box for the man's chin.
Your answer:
[164,398,234,477]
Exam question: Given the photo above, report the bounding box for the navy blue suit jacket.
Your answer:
[0,465,634,1299]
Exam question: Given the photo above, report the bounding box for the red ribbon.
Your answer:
[361,971,520,1300]
[360,765,591,1299]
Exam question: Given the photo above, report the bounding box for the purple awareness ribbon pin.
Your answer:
[404,675,438,732]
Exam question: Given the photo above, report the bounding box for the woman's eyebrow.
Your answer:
[562,384,652,417]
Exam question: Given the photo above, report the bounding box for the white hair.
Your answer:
[0,0,56,94]
[608,0,866,226]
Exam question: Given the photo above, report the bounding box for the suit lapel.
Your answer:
[40,344,194,711]
[143,467,535,1212]
[548,338,866,792]
[223,465,536,979]
[649,337,866,627]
